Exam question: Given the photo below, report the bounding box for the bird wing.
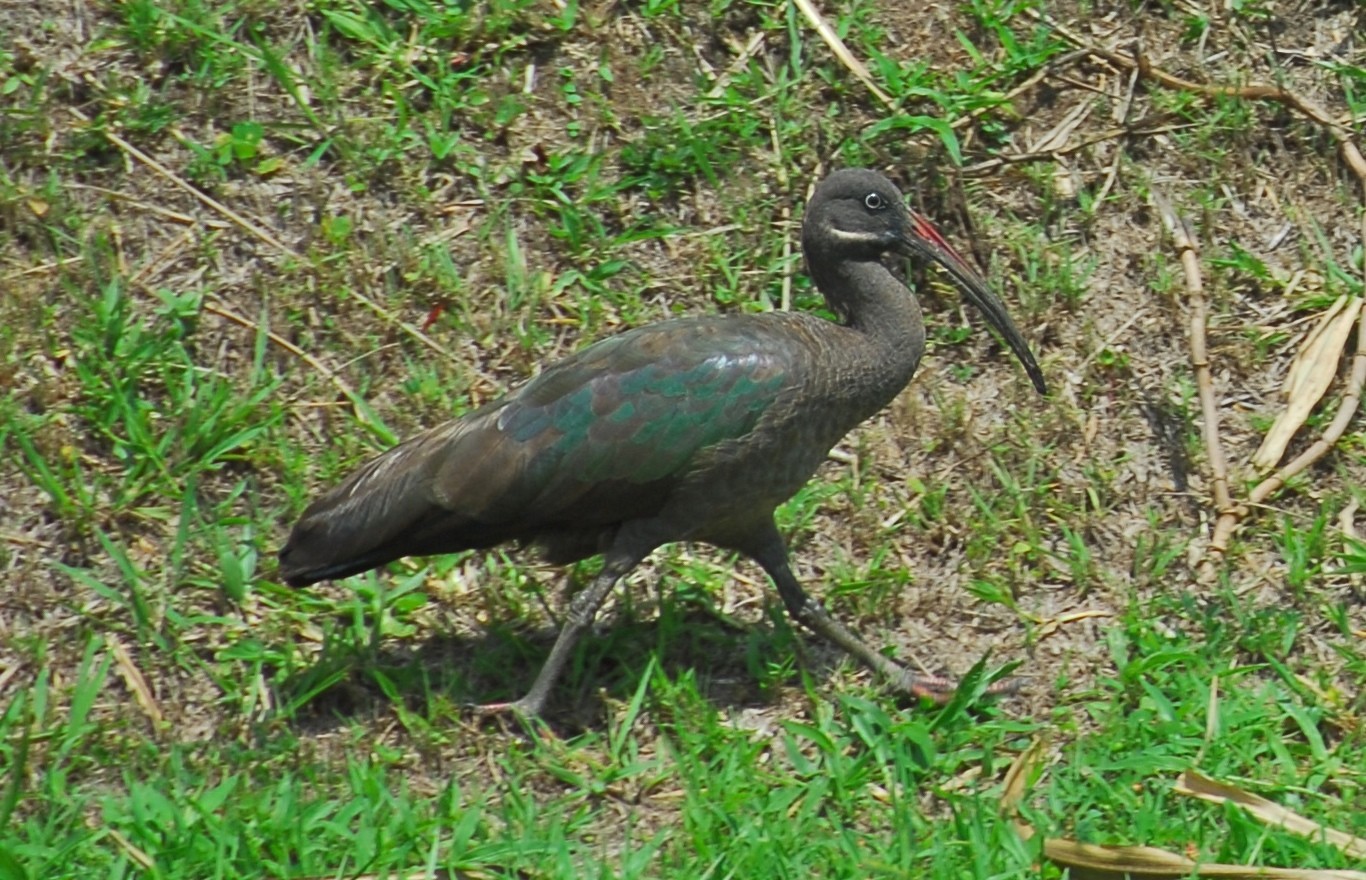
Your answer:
[433,315,796,525]
[279,315,802,584]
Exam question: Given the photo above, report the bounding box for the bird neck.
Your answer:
[814,258,926,360]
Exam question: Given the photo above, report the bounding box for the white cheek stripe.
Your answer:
[823,227,884,246]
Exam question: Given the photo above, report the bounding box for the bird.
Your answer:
[279,168,1046,718]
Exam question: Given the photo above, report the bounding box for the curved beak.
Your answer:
[898,209,1047,395]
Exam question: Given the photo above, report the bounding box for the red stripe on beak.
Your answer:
[909,212,980,279]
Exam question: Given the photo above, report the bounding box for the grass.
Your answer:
[4,0,1366,877]
[6,607,1359,877]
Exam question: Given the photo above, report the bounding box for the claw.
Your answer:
[897,670,1022,704]
[470,698,538,718]
[466,699,560,739]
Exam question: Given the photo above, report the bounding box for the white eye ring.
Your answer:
[864,192,886,210]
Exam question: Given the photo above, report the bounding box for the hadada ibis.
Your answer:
[279,168,1046,717]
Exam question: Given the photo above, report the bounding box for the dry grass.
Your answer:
[2,0,1365,876]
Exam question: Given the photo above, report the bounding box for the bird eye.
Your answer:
[863,192,886,210]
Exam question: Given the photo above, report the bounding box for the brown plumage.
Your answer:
[280,168,1046,717]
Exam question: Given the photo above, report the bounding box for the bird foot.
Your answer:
[470,697,542,718]
[467,694,551,726]
[895,670,1021,704]
[465,699,560,739]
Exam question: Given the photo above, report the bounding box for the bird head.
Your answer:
[802,168,1046,395]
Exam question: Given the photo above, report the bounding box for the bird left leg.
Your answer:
[744,522,1005,702]
[476,545,647,719]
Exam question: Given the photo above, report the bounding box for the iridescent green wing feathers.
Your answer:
[440,317,794,524]
[278,315,801,584]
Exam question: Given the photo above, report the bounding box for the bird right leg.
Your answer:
[476,547,645,719]
[744,522,1009,701]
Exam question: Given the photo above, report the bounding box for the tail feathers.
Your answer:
[280,398,580,585]
[278,429,473,586]
[278,488,500,586]
[277,546,399,587]
[277,499,426,587]
[279,499,522,585]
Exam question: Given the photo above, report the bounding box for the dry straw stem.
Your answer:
[84,110,465,399]
[1243,312,1366,512]
[67,172,381,428]
[107,829,156,871]
[110,636,164,727]
[1254,295,1364,470]
[1024,14,1366,180]
[1174,770,1366,860]
[103,121,298,257]
[1001,741,1366,879]
[1038,839,1366,880]
[1021,26,1366,572]
[791,0,893,110]
[1149,187,1236,523]
[200,299,380,428]
[792,5,1086,158]
[959,121,1186,176]
[306,869,511,880]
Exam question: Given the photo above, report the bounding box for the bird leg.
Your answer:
[745,522,1007,702]
[476,548,644,719]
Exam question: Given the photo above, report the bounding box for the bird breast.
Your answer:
[666,314,920,538]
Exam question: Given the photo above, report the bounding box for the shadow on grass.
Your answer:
[276,602,812,735]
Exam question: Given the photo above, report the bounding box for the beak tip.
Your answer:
[1029,367,1047,396]
[904,208,1047,398]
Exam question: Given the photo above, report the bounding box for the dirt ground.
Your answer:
[2,0,1365,816]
